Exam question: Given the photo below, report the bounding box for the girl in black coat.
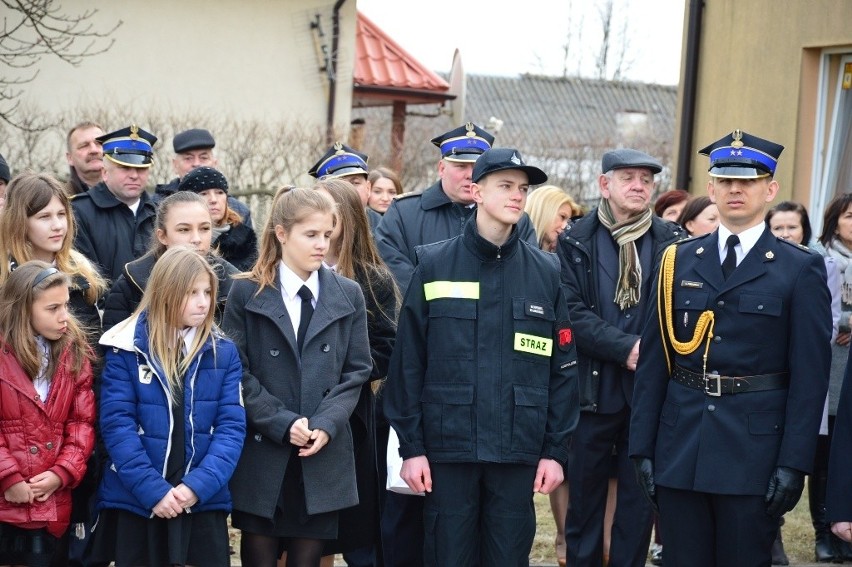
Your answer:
[308,178,398,565]
[223,187,372,567]
[101,191,238,331]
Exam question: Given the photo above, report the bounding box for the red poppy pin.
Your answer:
[558,327,573,347]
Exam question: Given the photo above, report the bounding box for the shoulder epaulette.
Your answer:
[70,192,90,201]
[395,191,421,200]
[777,238,815,254]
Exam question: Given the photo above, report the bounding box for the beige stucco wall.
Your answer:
[674,0,852,203]
[20,0,355,138]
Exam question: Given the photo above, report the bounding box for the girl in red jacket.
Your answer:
[0,260,96,566]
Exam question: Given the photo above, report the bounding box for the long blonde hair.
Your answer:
[0,260,92,379]
[243,186,336,291]
[524,185,582,250]
[134,246,218,395]
[0,172,106,304]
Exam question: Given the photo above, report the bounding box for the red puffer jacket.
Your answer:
[0,344,95,537]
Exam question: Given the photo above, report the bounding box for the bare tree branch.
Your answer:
[0,0,121,129]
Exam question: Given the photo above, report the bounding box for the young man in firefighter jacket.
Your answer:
[384,148,580,567]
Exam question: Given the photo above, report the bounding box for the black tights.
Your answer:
[239,532,324,567]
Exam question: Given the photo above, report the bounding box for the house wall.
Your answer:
[20,0,355,141]
[674,0,852,203]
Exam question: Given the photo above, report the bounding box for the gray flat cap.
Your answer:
[602,148,662,174]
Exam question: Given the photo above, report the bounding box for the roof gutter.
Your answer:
[326,0,347,144]
[675,0,705,190]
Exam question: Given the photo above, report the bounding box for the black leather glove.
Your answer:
[632,457,658,512]
[765,466,805,518]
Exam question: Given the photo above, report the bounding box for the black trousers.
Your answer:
[657,486,777,567]
[422,462,536,567]
[565,407,653,567]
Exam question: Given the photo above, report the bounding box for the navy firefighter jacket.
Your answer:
[384,214,580,467]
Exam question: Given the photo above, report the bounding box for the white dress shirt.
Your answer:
[278,261,320,337]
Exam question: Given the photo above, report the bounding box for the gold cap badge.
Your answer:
[731,129,744,149]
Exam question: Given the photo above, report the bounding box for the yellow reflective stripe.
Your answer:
[514,333,552,357]
[423,281,480,301]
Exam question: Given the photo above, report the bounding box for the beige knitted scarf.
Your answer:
[597,200,653,310]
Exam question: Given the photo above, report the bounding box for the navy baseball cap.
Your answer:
[472,148,548,185]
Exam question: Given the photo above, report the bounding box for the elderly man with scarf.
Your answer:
[557,149,683,567]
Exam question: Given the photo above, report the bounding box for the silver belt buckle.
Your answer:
[704,372,722,397]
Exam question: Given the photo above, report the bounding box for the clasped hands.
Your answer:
[153,483,198,519]
[290,416,330,457]
[3,471,62,504]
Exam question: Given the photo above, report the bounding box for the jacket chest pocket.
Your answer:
[427,299,477,360]
[673,289,710,343]
[512,297,555,364]
[738,293,782,318]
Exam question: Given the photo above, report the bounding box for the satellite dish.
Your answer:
[448,49,466,125]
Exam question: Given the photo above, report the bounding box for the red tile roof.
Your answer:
[354,11,450,94]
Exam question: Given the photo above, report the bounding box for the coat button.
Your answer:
[321,344,330,353]
[29,446,38,454]
[270,349,279,357]
[757,305,764,310]
[45,442,54,450]
[717,300,725,307]
[625,313,631,319]
[323,389,331,396]
[574,257,581,263]
[684,300,691,305]
[707,405,716,412]
[254,434,262,442]
[713,336,721,343]
[33,394,40,401]
[592,370,599,376]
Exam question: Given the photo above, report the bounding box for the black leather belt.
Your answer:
[672,365,789,396]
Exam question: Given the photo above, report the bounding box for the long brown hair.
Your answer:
[314,178,400,322]
[242,186,336,291]
[0,172,105,304]
[133,246,218,395]
[0,260,92,379]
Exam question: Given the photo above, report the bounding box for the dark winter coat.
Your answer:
[375,181,538,295]
[71,183,157,282]
[384,215,579,466]
[222,267,372,518]
[557,211,683,412]
[212,222,257,272]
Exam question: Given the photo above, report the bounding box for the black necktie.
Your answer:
[722,234,740,280]
[296,285,314,353]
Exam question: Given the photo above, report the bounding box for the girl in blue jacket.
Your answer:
[91,246,246,566]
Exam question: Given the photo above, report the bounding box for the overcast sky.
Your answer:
[356,0,685,85]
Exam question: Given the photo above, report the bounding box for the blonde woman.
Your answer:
[524,185,583,252]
